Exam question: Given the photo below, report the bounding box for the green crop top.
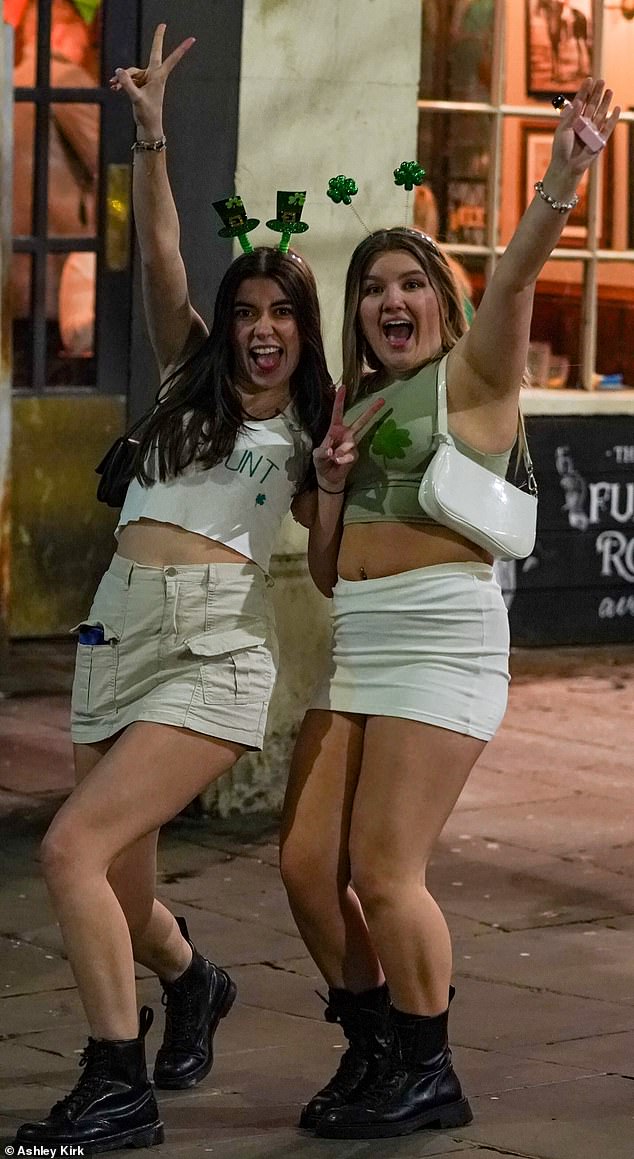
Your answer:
[343,356,513,526]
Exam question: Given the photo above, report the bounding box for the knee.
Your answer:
[350,843,421,919]
[279,835,341,915]
[40,817,98,890]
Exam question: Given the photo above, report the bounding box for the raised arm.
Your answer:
[110,25,207,379]
[449,79,620,440]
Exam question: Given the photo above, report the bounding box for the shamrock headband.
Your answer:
[327,161,430,238]
[213,191,309,255]
[213,165,427,255]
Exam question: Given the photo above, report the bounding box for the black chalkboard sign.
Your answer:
[498,414,634,645]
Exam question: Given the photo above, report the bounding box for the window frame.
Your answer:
[417,0,634,395]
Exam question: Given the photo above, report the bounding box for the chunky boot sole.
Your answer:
[316,1096,473,1139]
[154,977,237,1090]
[17,1121,166,1155]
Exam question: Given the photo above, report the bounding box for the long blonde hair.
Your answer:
[342,228,467,405]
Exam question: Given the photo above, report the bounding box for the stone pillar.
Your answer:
[203,0,422,815]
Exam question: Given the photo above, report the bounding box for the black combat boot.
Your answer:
[316,986,473,1138]
[299,983,392,1129]
[15,1006,164,1153]
[153,915,237,1089]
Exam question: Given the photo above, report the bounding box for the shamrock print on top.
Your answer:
[371,417,413,464]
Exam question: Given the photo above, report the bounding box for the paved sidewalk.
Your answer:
[1,645,634,1157]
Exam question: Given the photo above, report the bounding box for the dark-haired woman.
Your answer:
[280,79,619,1140]
[14,25,380,1156]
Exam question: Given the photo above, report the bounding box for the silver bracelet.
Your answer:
[131,136,167,153]
[534,179,579,214]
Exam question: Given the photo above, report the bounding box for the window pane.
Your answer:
[11,253,33,390]
[530,262,584,389]
[418,112,491,245]
[420,0,495,102]
[48,102,100,236]
[597,262,634,391]
[46,251,97,386]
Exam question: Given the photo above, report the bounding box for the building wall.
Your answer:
[208,0,423,815]
[129,0,245,418]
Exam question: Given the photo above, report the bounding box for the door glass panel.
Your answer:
[12,100,35,238]
[50,0,102,86]
[46,251,97,386]
[11,253,33,390]
[48,102,100,236]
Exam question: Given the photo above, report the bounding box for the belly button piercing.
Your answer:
[360,565,368,580]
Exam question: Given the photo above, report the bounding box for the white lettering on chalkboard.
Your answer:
[588,482,634,525]
[595,531,634,582]
[611,446,634,464]
[598,595,634,618]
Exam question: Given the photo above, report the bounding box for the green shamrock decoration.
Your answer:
[371,418,412,461]
[71,0,101,22]
[327,176,359,205]
[255,493,267,506]
[393,161,426,191]
[288,192,306,207]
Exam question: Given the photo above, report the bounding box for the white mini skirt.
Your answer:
[70,554,278,749]
[310,563,510,742]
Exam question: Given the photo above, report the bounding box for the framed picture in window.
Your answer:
[521,121,611,248]
[525,0,592,100]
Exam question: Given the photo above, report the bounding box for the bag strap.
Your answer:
[435,353,537,497]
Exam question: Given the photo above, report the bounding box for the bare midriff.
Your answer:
[116,519,251,567]
[337,521,492,581]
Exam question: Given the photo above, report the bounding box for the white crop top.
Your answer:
[116,407,312,572]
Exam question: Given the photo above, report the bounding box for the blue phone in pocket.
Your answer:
[79,624,107,645]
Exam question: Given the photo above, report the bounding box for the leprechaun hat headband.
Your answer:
[266,191,309,253]
[213,191,309,254]
[212,196,260,254]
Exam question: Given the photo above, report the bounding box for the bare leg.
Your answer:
[280,709,382,992]
[74,740,191,981]
[42,721,246,1039]
[349,717,485,1015]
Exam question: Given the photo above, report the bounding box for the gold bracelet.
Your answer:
[132,136,167,153]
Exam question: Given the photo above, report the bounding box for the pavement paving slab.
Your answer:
[1,647,634,1157]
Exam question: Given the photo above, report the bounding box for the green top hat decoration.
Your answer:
[266,191,309,253]
[213,195,260,254]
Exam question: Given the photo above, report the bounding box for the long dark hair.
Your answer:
[341,227,467,405]
[135,247,333,487]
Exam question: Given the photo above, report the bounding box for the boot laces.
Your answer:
[354,1059,408,1109]
[50,1040,111,1119]
[320,1044,367,1096]
[160,981,198,1055]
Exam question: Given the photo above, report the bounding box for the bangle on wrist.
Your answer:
[132,136,167,153]
[317,482,346,495]
[534,179,579,214]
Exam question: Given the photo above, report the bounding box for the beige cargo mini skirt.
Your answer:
[70,554,278,749]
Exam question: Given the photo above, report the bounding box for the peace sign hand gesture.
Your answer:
[109,24,195,136]
[314,387,385,495]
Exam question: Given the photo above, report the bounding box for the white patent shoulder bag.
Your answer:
[417,354,538,561]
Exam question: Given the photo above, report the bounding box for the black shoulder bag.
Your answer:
[95,404,157,508]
